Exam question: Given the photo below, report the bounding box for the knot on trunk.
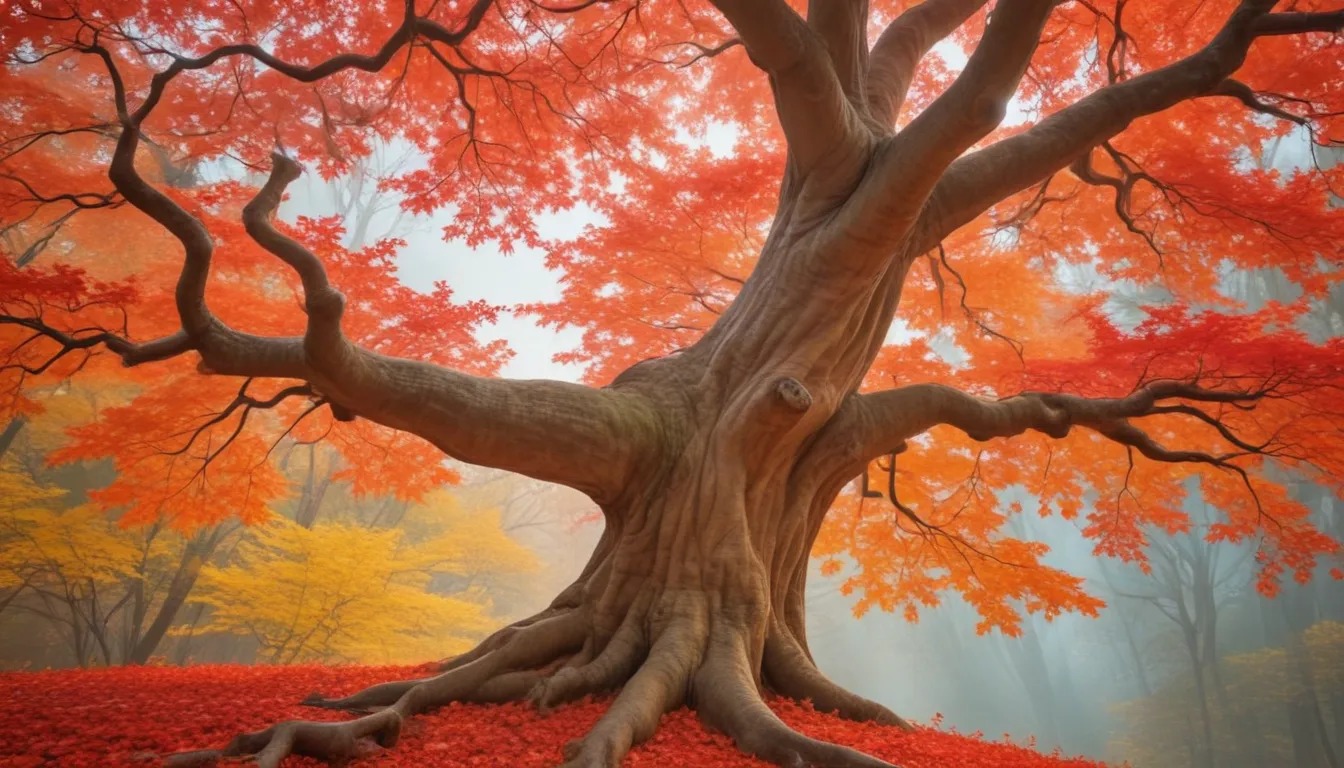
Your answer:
[773,377,813,413]
[305,287,346,322]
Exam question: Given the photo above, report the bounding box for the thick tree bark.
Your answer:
[9,0,1330,765]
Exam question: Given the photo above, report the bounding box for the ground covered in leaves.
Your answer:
[0,664,1110,767]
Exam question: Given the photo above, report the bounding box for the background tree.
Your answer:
[1,1,1343,768]
[186,507,536,665]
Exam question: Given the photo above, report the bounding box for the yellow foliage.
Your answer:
[190,516,531,665]
[404,491,541,582]
[1223,620,1344,700]
[1112,620,1344,767]
[0,463,141,588]
[19,385,135,455]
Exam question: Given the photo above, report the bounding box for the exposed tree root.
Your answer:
[698,627,900,768]
[529,622,640,713]
[163,594,911,768]
[166,547,915,768]
[764,625,913,731]
[305,610,587,713]
[558,607,706,768]
[165,612,587,766]
[162,708,401,768]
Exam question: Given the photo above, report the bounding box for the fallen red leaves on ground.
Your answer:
[0,664,1110,767]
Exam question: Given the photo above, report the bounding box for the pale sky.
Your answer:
[277,124,742,384]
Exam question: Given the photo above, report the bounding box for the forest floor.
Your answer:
[0,663,1111,767]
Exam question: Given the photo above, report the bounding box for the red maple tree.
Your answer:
[1,0,1342,766]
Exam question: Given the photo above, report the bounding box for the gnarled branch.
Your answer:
[708,0,870,186]
[851,379,1281,457]
[845,0,1056,250]
[25,10,661,506]
[918,0,1341,252]
[234,154,659,503]
[846,378,1314,524]
[806,0,871,103]
[865,0,990,127]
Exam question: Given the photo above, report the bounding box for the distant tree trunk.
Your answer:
[1184,712,1199,768]
[1098,564,1155,698]
[120,523,163,661]
[927,609,1002,728]
[71,618,91,668]
[1209,656,1267,768]
[1181,624,1219,768]
[1333,695,1344,761]
[1120,618,1155,698]
[293,443,332,528]
[127,527,227,665]
[54,590,93,669]
[172,603,209,665]
[0,417,24,460]
[998,626,1064,751]
[1289,698,1326,768]
[1279,588,1339,768]
[1187,528,1263,768]
[1314,701,1339,768]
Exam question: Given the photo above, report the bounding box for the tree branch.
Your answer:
[1252,9,1344,36]
[236,153,660,503]
[849,379,1290,480]
[919,0,1339,250]
[847,0,1055,247]
[806,0,871,103]
[1205,78,1325,126]
[709,0,869,182]
[126,0,496,125]
[0,317,192,369]
[865,0,990,127]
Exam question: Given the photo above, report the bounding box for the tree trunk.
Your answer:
[1120,616,1155,698]
[1290,699,1326,768]
[293,444,332,529]
[0,417,24,461]
[1333,694,1344,762]
[1184,631,1219,768]
[1315,699,1340,768]
[128,528,224,665]
[172,603,209,666]
[278,330,932,767]
[1278,582,1339,768]
[1210,657,1267,768]
[998,626,1064,750]
[1284,624,1339,768]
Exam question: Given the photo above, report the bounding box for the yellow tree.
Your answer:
[190,495,538,665]
[0,460,150,667]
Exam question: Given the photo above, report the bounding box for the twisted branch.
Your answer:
[4,1,657,505]
[918,1,1343,252]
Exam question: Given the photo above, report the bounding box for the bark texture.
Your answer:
[15,0,1339,766]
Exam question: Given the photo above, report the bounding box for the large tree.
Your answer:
[2,0,1343,767]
